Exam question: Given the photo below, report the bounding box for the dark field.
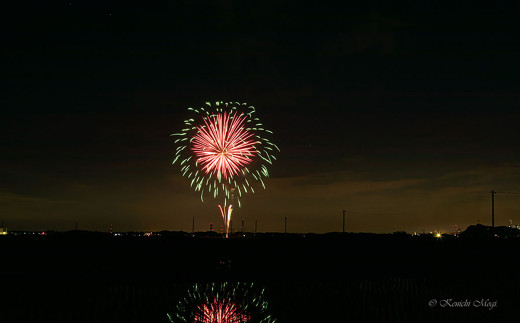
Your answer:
[2,233,519,322]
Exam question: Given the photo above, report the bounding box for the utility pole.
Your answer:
[491,191,520,227]
[342,210,346,233]
[241,218,245,233]
[492,190,496,227]
[284,217,287,234]
[192,216,195,233]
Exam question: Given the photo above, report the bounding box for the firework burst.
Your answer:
[172,101,278,236]
[167,282,276,323]
[191,111,257,180]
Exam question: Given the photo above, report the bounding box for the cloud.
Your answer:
[0,190,74,205]
[275,172,425,198]
[241,163,520,233]
[2,160,519,233]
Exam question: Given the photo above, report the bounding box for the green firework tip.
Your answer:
[258,154,269,163]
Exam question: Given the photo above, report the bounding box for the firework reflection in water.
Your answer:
[167,282,276,323]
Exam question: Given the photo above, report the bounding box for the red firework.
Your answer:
[191,111,257,179]
[194,298,250,323]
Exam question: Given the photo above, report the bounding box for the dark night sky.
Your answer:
[1,1,520,233]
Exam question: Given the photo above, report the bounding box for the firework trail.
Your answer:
[172,101,278,237]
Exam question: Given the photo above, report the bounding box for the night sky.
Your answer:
[2,1,520,233]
